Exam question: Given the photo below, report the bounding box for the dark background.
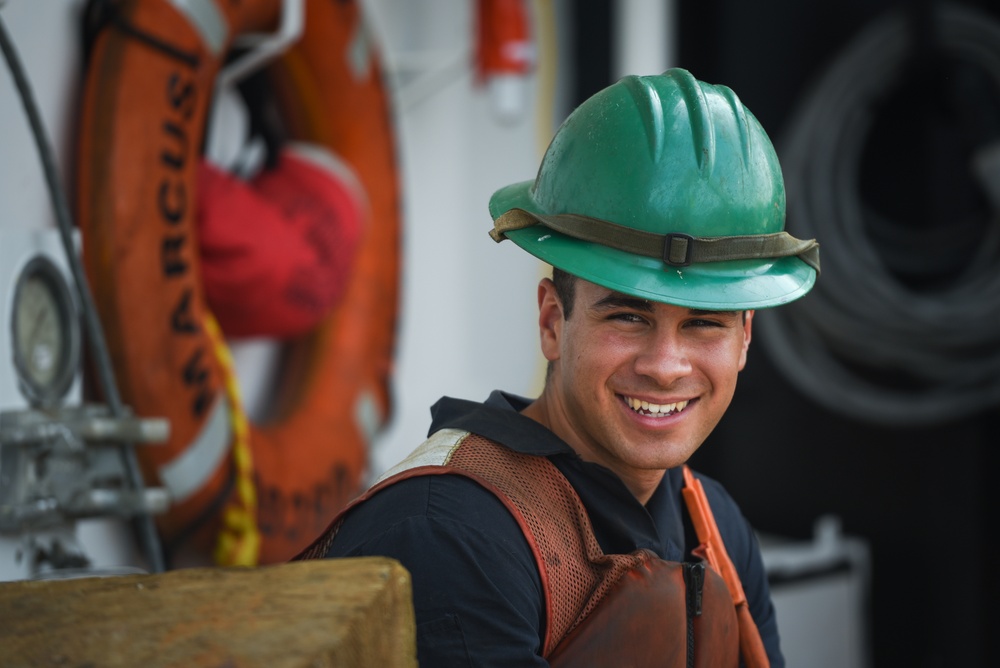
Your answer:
[570,1,1000,666]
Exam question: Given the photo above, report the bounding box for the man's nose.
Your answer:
[633,330,693,384]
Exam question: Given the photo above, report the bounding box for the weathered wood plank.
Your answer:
[0,557,416,667]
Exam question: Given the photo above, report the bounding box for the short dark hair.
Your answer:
[552,267,577,319]
[546,268,577,380]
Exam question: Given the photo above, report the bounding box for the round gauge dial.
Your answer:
[10,255,80,406]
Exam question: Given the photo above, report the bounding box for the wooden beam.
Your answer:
[0,557,416,667]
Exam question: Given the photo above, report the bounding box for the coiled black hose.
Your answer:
[758,3,1000,426]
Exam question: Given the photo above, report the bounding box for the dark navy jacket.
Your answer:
[323,391,783,667]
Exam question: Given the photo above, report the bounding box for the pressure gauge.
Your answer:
[10,255,80,407]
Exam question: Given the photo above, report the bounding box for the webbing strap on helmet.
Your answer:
[491,209,821,274]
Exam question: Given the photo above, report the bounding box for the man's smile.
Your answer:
[621,395,692,417]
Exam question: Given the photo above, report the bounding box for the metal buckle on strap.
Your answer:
[663,233,694,267]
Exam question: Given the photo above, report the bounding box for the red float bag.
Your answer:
[197,142,367,339]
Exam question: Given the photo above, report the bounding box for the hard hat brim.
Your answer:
[491,180,817,310]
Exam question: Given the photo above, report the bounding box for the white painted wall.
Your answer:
[0,0,87,411]
[362,0,553,476]
[0,0,85,251]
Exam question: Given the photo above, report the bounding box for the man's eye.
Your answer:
[611,312,647,324]
[687,318,724,328]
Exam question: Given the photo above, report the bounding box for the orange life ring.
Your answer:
[77,0,401,565]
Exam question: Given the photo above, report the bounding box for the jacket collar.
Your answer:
[429,390,575,457]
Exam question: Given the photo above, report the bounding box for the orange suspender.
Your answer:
[682,466,771,668]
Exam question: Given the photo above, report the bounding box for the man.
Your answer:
[297,69,819,667]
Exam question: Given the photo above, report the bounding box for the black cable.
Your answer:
[0,12,166,572]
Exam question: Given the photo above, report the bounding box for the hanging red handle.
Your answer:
[475,0,534,82]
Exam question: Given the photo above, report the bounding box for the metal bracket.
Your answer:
[0,405,170,533]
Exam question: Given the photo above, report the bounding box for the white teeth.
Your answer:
[625,396,689,416]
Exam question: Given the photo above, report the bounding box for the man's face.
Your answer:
[536,277,753,485]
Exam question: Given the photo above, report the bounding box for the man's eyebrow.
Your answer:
[591,295,741,318]
[591,292,654,312]
[689,309,739,317]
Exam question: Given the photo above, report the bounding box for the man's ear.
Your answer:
[738,310,754,371]
[537,277,564,363]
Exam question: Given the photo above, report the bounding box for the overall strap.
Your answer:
[682,466,770,668]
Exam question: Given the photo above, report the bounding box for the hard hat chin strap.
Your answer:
[491,209,821,274]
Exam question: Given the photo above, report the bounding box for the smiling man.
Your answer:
[297,69,819,667]
[522,278,753,505]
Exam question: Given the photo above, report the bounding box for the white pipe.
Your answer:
[613,0,674,80]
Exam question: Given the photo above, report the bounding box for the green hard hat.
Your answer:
[489,68,819,310]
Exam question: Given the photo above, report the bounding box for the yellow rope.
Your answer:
[204,311,261,567]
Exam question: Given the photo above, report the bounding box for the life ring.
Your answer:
[76,0,401,565]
